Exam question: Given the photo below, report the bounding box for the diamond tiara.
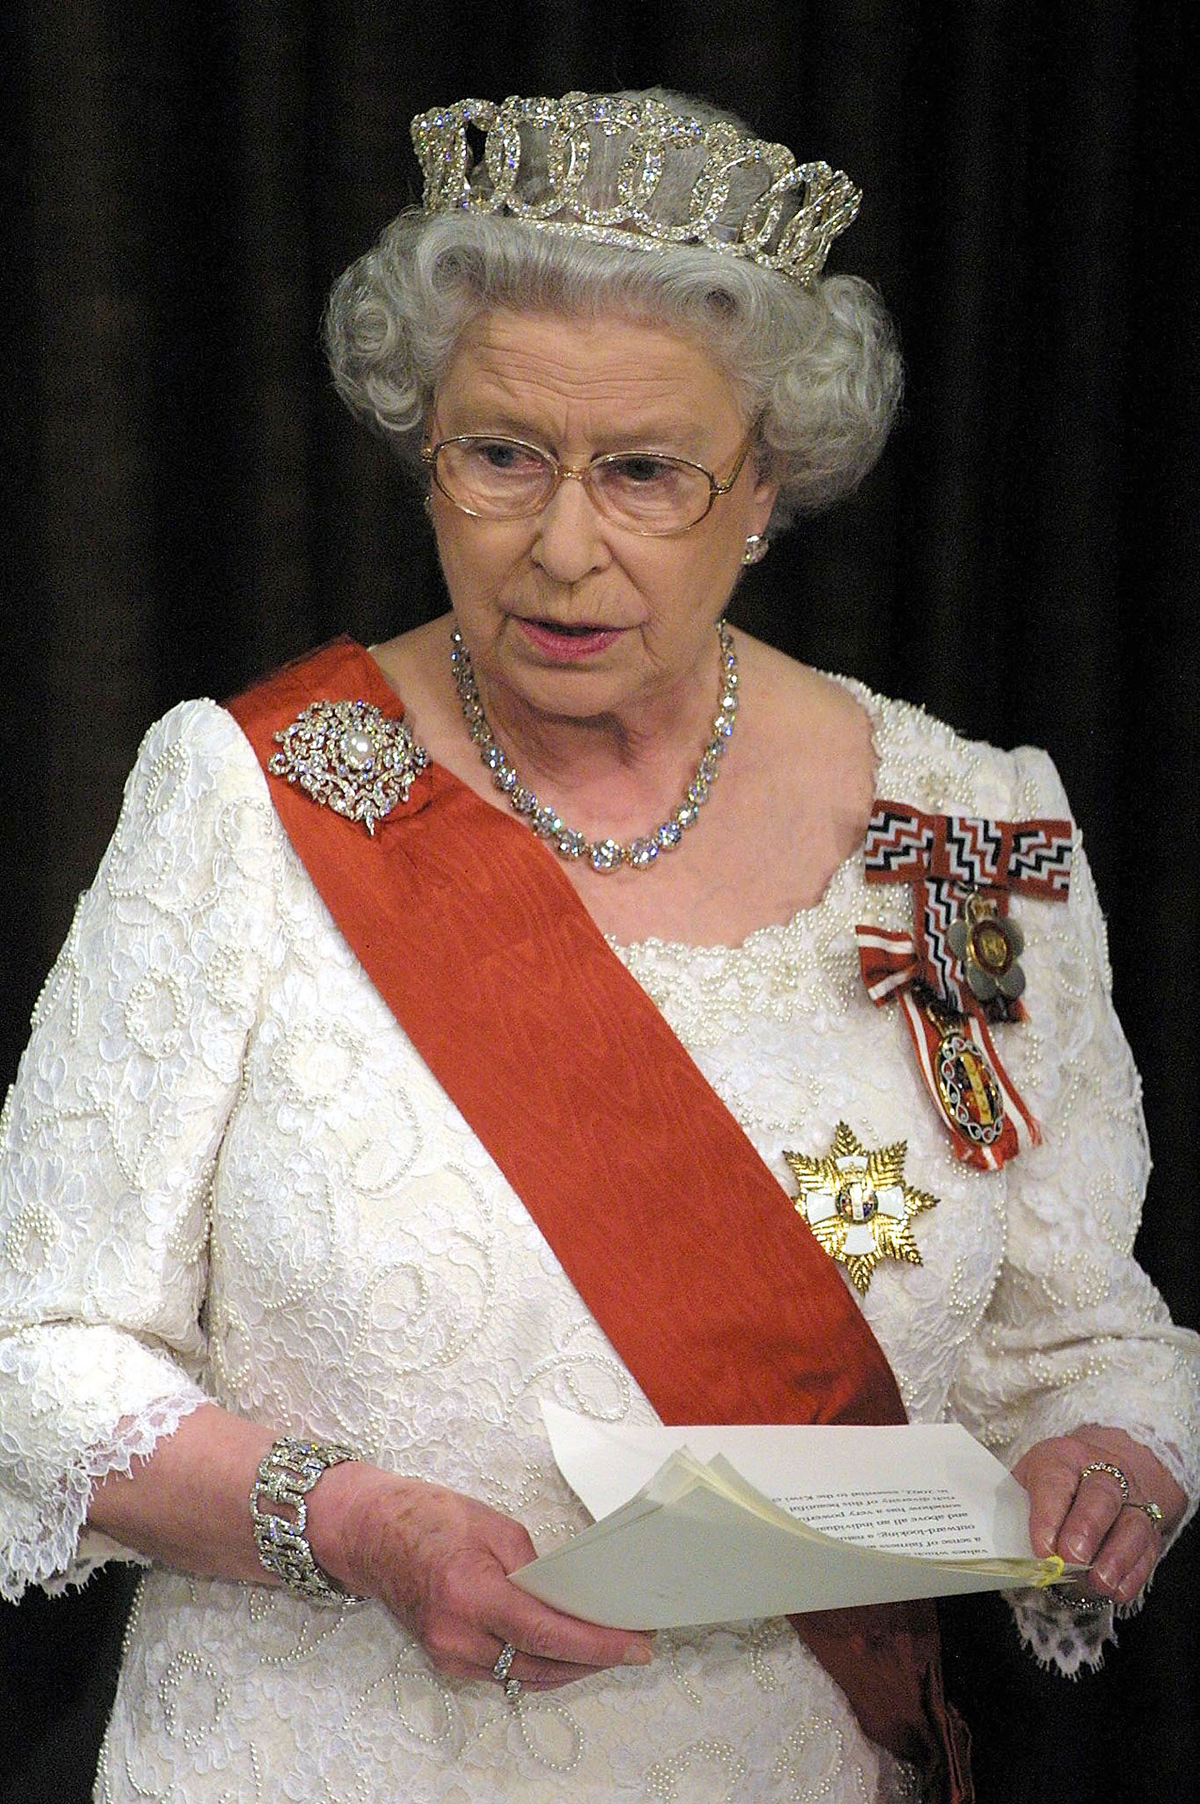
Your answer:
[410,92,861,288]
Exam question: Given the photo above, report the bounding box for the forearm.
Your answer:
[87,1404,389,1596]
[86,1404,282,1583]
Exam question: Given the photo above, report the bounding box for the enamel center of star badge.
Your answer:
[784,1123,938,1293]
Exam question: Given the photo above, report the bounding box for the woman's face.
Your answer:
[427,308,778,724]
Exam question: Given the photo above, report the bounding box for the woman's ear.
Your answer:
[750,469,780,536]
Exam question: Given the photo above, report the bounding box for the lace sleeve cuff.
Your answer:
[1006,1583,1117,1677]
[0,1323,208,1600]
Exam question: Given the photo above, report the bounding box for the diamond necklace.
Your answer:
[450,620,739,872]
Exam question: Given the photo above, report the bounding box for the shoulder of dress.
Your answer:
[830,677,1072,826]
[107,699,284,863]
[128,696,268,791]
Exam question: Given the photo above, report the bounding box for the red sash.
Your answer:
[227,640,972,1800]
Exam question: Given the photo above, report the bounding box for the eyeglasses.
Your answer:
[420,433,754,536]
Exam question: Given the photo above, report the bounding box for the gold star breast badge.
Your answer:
[783,1123,938,1294]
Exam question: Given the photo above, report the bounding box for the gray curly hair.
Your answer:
[324,92,902,531]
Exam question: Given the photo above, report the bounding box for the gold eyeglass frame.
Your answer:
[420,432,756,537]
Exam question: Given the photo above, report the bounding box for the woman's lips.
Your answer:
[515,617,624,660]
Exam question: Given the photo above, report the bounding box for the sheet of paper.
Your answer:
[539,1402,1035,1559]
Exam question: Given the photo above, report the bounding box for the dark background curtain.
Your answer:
[1,3,1196,1799]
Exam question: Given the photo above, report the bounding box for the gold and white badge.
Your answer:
[784,1123,938,1294]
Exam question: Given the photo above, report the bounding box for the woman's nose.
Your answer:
[531,473,612,583]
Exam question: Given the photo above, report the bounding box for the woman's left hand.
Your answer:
[1013,1423,1187,1605]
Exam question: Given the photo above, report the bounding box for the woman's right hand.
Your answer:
[308,1462,654,1691]
[88,1408,651,1689]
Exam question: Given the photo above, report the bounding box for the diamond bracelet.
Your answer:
[250,1437,367,1607]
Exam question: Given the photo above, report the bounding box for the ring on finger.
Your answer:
[1078,1460,1130,1502]
[1124,1498,1164,1525]
[1055,1588,1112,1614]
[492,1642,517,1685]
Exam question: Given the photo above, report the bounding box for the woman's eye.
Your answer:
[470,441,544,474]
[608,455,676,485]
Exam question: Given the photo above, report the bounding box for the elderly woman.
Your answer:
[1,89,1196,1804]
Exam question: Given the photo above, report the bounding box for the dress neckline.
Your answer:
[360,636,888,958]
[611,674,888,955]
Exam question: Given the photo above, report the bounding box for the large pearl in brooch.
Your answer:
[340,727,375,772]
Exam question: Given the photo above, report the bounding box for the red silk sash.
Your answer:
[227,640,972,1800]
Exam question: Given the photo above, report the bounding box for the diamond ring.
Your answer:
[1078,1461,1130,1502]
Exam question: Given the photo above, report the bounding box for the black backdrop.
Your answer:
[1,4,1197,1800]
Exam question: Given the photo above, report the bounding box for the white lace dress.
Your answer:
[2,684,1197,1804]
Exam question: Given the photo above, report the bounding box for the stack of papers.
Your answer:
[512,1404,1070,1629]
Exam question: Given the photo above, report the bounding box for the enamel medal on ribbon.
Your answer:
[854,801,1073,1170]
[784,1123,938,1293]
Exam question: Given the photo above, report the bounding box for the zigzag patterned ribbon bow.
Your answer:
[854,801,1073,1170]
